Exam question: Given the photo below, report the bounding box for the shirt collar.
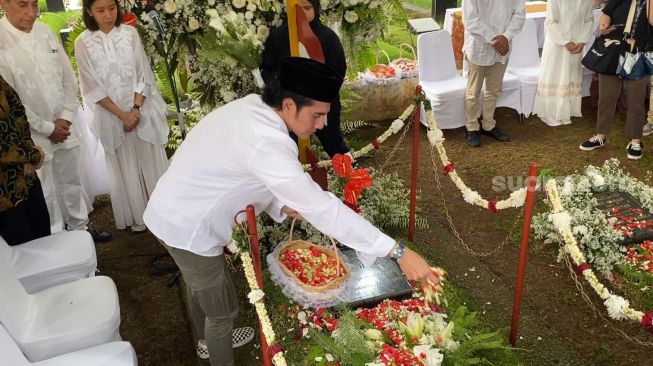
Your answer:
[0,16,34,39]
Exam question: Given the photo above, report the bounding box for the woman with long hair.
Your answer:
[75,0,169,231]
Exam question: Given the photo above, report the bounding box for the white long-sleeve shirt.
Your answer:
[545,0,594,47]
[0,17,80,160]
[462,0,526,66]
[144,94,395,266]
[75,25,168,153]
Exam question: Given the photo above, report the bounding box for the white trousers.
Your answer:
[105,132,168,229]
[38,146,90,233]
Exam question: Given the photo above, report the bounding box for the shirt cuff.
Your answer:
[355,233,395,267]
[265,198,288,223]
[86,88,108,105]
[134,81,146,95]
[58,109,76,123]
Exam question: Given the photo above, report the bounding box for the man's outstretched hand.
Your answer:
[397,248,441,286]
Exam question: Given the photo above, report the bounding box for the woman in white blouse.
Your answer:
[75,0,169,232]
[532,0,594,126]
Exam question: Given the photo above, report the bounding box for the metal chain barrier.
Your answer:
[562,254,653,347]
[429,143,520,257]
[378,109,414,174]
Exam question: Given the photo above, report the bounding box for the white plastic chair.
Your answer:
[0,255,121,362]
[0,231,97,294]
[417,30,467,129]
[0,325,137,366]
[507,18,541,118]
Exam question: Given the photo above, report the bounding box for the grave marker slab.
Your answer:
[338,248,413,308]
[594,191,653,245]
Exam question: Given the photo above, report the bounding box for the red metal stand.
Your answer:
[245,205,273,366]
[408,87,422,242]
[509,163,539,346]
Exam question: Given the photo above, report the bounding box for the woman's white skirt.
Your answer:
[105,132,168,229]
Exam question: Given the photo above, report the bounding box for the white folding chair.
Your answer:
[507,18,541,119]
[0,255,121,362]
[0,325,137,366]
[417,30,468,129]
[0,231,97,294]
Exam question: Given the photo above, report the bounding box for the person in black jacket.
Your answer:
[261,0,350,158]
[579,0,653,160]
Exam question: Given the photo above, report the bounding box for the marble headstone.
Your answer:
[338,248,414,308]
[594,191,653,245]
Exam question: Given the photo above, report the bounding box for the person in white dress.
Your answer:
[75,0,169,232]
[533,0,594,126]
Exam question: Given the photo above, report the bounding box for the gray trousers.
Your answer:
[597,73,648,139]
[162,243,239,366]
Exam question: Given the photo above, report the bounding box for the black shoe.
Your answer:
[627,142,643,160]
[466,131,481,147]
[88,228,112,242]
[579,135,606,151]
[481,127,510,142]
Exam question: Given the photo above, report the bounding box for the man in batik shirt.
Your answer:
[0,74,49,245]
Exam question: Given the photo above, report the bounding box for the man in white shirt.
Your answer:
[0,0,110,242]
[462,0,525,147]
[144,57,439,366]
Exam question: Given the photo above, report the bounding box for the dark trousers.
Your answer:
[597,74,648,139]
[0,179,51,246]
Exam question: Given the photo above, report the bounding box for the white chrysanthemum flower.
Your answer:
[188,16,200,31]
[257,24,270,39]
[427,128,444,144]
[572,225,588,236]
[208,0,216,5]
[247,289,265,303]
[549,212,572,231]
[247,2,257,12]
[205,9,219,19]
[604,295,629,320]
[462,189,481,204]
[390,119,404,133]
[226,239,240,254]
[209,17,226,34]
[344,10,359,23]
[232,0,247,9]
[163,0,178,14]
[244,11,254,20]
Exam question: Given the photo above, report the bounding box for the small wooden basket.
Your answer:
[276,219,350,292]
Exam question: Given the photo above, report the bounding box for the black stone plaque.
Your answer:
[337,248,413,309]
[594,191,653,245]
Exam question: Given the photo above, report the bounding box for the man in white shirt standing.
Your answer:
[462,0,525,147]
[144,57,439,366]
[0,0,111,242]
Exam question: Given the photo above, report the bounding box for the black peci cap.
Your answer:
[279,57,343,103]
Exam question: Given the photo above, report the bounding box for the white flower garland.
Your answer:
[545,179,646,325]
[240,249,288,366]
[301,104,416,170]
[424,105,527,211]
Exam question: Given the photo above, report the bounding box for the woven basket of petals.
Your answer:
[276,220,350,292]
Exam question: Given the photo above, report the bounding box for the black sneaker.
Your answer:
[87,228,112,242]
[627,142,643,160]
[481,127,510,142]
[579,135,606,151]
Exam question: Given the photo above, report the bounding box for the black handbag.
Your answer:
[582,36,626,75]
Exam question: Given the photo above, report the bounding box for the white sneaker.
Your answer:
[131,223,147,232]
[195,327,255,360]
[643,123,653,136]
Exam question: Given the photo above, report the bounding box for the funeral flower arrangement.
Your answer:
[532,159,653,277]
[121,0,405,106]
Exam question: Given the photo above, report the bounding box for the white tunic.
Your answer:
[144,95,395,266]
[462,0,525,66]
[0,17,80,160]
[533,0,594,121]
[74,25,168,152]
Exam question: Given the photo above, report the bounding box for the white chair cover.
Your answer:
[417,30,467,129]
[0,325,137,366]
[0,231,97,294]
[507,18,541,117]
[0,255,121,362]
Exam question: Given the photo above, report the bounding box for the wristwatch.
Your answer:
[389,242,406,262]
[132,104,141,110]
